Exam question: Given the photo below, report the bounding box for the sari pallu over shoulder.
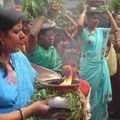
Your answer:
[0,52,38,113]
[79,28,112,120]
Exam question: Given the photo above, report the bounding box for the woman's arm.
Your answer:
[76,4,87,36]
[106,8,118,32]
[0,101,50,120]
[76,4,87,29]
[26,16,45,54]
[65,14,77,38]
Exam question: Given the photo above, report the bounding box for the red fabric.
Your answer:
[79,80,90,96]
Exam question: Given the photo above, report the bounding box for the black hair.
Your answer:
[38,27,54,40]
[0,7,23,77]
[0,63,7,78]
[114,13,120,19]
[53,27,69,38]
[22,16,32,25]
[0,7,23,32]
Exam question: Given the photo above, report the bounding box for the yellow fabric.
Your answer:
[107,44,117,76]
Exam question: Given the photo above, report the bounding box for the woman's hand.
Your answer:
[83,4,88,14]
[0,101,50,120]
[38,101,50,114]
[34,101,50,115]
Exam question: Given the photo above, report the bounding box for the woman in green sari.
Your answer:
[77,5,118,120]
[27,17,62,73]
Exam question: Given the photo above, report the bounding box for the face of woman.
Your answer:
[40,30,55,49]
[115,15,120,27]
[1,22,25,53]
[23,21,33,35]
[61,32,69,42]
[87,14,100,29]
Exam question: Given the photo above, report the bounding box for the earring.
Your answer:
[0,40,4,47]
[0,40,3,54]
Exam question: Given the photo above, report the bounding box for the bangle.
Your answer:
[18,109,25,120]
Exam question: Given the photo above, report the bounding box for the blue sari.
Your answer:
[78,28,112,120]
[0,52,38,113]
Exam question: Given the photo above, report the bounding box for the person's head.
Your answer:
[38,19,56,49]
[86,11,100,29]
[22,16,34,36]
[61,30,70,42]
[53,27,70,46]
[115,13,120,27]
[0,7,25,54]
[38,28,55,49]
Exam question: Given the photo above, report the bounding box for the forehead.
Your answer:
[92,14,99,18]
[115,15,120,20]
[11,22,22,30]
[45,29,54,35]
[87,12,100,19]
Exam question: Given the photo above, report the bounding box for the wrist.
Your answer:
[39,16,45,22]
[18,109,25,120]
[32,101,41,112]
[83,10,87,14]
[80,12,86,18]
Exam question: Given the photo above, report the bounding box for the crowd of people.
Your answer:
[0,2,120,120]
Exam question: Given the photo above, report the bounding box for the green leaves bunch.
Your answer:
[108,0,120,14]
[22,0,47,19]
[22,0,64,20]
[29,81,90,120]
[22,0,76,28]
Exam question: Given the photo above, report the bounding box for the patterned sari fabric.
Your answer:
[0,52,38,113]
[78,28,111,120]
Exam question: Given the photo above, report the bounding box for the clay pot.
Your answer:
[86,0,107,6]
[41,79,80,93]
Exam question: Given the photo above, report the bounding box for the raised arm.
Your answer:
[76,4,87,30]
[26,16,45,54]
[65,14,78,38]
[105,7,118,32]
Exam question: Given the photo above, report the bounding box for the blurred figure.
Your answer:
[108,13,120,119]
[98,12,110,28]
[27,18,62,73]
[53,27,80,80]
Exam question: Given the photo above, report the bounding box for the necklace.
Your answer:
[86,27,96,35]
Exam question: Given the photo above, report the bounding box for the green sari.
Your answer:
[78,28,112,120]
[27,45,62,72]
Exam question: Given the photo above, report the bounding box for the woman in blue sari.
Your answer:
[0,7,50,119]
[77,5,118,120]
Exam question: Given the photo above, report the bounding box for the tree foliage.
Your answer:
[108,0,120,14]
[23,0,77,28]
[22,0,64,20]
